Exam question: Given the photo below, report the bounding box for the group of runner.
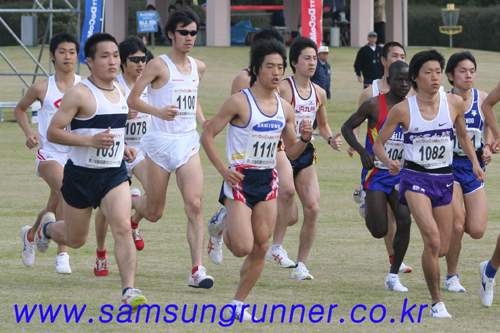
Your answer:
[14,7,500,320]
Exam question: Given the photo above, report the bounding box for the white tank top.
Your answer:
[38,74,81,153]
[404,91,453,170]
[116,74,151,148]
[68,79,128,168]
[371,79,381,96]
[147,54,199,135]
[226,88,286,169]
[286,76,319,141]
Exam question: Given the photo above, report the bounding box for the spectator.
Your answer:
[176,0,183,10]
[311,46,331,99]
[354,31,384,88]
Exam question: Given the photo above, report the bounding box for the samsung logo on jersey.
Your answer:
[253,120,283,132]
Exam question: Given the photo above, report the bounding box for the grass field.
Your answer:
[2,45,500,332]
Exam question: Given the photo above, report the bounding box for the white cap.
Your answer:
[318,46,329,54]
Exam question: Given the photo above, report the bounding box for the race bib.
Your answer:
[245,131,281,167]
[172,88,197,119]
[295,112,315,140]
[374,140,404,170]
[412,136,451,169]
[86,128,125,168]
[453,128,482,156]
[125,113,151,143]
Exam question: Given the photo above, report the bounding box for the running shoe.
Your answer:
[55,252,72,274]
[94,256,109,277]
[132,227,144,251]
[479,260,496,307]
[267,246,296,268]
[121,288,147,309]
[35,212,55,253]
[291,263,314,280]
[385,274,408,292]
[444,275,466,292]
[130,188,141,198]
[359,201,366,219]
[223,304,253,322]
[20,226,35,267]
[188,266,214,289]
[208,205,226,237]
[389,262,413,274]
[353,185,364,204]
[207,235,223,264]
[429,302,452,318]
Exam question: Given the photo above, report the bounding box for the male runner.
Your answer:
[342,61,412,291]
[94,36,151,276]
[15,32,80,274]
[348,42,412,274]
[201,37,312,321]
[128,8,213,288]
[269,37,342,280]
[36,32,147,308]
[374,50,484,318]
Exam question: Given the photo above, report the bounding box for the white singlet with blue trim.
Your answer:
[226,88,286,169]
[67,79,128,168]
[286,76,318,141]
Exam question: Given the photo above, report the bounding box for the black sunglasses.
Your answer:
[175,29,198,36]
[127,56,147,64]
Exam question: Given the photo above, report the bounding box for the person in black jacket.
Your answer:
[354,31,384,88]
[311,46,331,99]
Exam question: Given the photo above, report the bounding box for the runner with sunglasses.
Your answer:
[128,8,214,289]
[93,36,151,276]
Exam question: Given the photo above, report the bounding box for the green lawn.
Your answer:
[2,45,500,331]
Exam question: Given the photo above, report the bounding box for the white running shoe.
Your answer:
[429,301,452,318]
[267,246,296,268]
[188,266,214,289]
[208,205,226,237]
[385,274,408,292]
[223,304,253,322]
[291,263,314,280]
[121,288,147,309]
[21,226,35,267]
[389,262,413,274]
[35,212,55,253]
[359,201,366,219]
[353,185,364,204]
[55,252,72,274]
[479,261,496,307]
[444,275,466,292]
[207,235,223,264]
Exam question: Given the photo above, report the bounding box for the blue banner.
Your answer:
[79,0,104,64]
[137,11,158,33]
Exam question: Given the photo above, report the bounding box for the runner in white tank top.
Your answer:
[269,37,342,281]
[94,37,151,277]
[127,9,214,289]
[39,34,147,309]
[14,33,81,274]
[374,50,484,318]
[201,38,312,319]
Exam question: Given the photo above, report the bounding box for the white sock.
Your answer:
[271,244,282,252]
[231,300,244,307]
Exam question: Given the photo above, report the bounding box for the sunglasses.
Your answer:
[127,56,147,64]
[175,29,198,36]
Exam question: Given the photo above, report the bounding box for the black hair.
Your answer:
[119,36,147,72]
[253,25,285,45]
[49,32,80,61]
[289,36,317,73]
[408,50,445,91]
[445,51,477,86]
[388,61,409,80]
[168,5,176,12]
[147,4,156,10]
[382,41,405,59]
[164,8,200,42]
[249,38,287,87]
[84,32,118,60]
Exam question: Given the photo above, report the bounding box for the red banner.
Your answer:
[301,0,322,47]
